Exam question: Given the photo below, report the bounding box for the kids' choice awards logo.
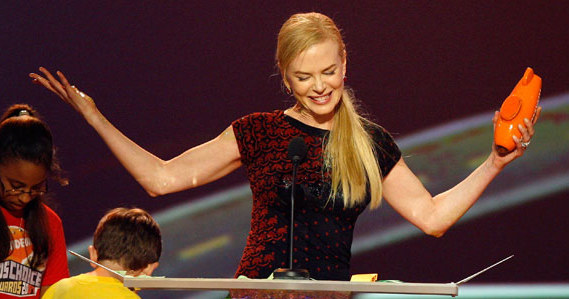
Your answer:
[0,225,44,296]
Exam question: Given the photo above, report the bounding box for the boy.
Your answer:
[43,207,162,299]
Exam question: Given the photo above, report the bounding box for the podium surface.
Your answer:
[124,277,458,297]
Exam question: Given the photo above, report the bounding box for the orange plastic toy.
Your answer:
[494,67,541,155]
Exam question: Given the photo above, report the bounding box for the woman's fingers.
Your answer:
[54,71,91,103]
[518,122,531,143]
[512,135,525,156]
[38,67,69,99]
[533,106,542,125]
[526,106,541,137]
[520,106,541,142]
[56,70,73,90]
[57,71,84,103]
[29,73,61,96]
[30,67,96,115]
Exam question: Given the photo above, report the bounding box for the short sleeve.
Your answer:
[371,125,401,178]
[231,112,269,166]
[42,205,70,286]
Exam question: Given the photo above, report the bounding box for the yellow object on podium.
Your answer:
[350,274,378,282]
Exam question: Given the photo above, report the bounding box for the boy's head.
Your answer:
[89,207,162,275]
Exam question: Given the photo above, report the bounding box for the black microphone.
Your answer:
[288,136,308,164]
[273,136,310,280]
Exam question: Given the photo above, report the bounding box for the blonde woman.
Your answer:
[30,12,539,281]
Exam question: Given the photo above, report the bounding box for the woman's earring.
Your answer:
[343,75,347,82]
[286,86,292,95]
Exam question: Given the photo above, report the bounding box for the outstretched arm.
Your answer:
[382,109,540,237]
[30,68,242,197]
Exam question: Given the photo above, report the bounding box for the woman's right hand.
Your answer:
[29,67,97,119]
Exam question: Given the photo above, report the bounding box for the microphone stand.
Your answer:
[273,155,310,280]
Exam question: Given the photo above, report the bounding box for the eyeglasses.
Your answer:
[0,180,48,197]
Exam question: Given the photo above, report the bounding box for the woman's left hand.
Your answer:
[490,106,542,169]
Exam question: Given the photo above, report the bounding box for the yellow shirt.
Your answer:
[42,273,140,299]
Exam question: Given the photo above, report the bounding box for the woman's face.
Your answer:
[285,39,346,127]
[0,160,47,217]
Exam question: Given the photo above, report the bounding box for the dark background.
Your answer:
[2,1,568,286]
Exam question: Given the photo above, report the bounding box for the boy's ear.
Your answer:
[88,245,98,269]
[141,262,159,276]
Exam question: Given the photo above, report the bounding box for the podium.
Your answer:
[123,277,459,298]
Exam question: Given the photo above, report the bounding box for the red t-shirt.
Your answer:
[1,205,69,298]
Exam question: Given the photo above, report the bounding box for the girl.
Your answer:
[0,104,69,297]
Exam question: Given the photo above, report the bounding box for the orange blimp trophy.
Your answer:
[494,67,541,155]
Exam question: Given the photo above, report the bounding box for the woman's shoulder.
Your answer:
[364,120,396,141]
[364,120,401,161]
[231,110,286,131]
[233,110,284,123]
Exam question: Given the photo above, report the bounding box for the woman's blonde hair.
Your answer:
[276,12,383,209]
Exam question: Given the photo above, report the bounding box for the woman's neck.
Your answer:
[284,105,334,130]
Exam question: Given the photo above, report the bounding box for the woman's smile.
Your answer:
[309,91,333,104]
